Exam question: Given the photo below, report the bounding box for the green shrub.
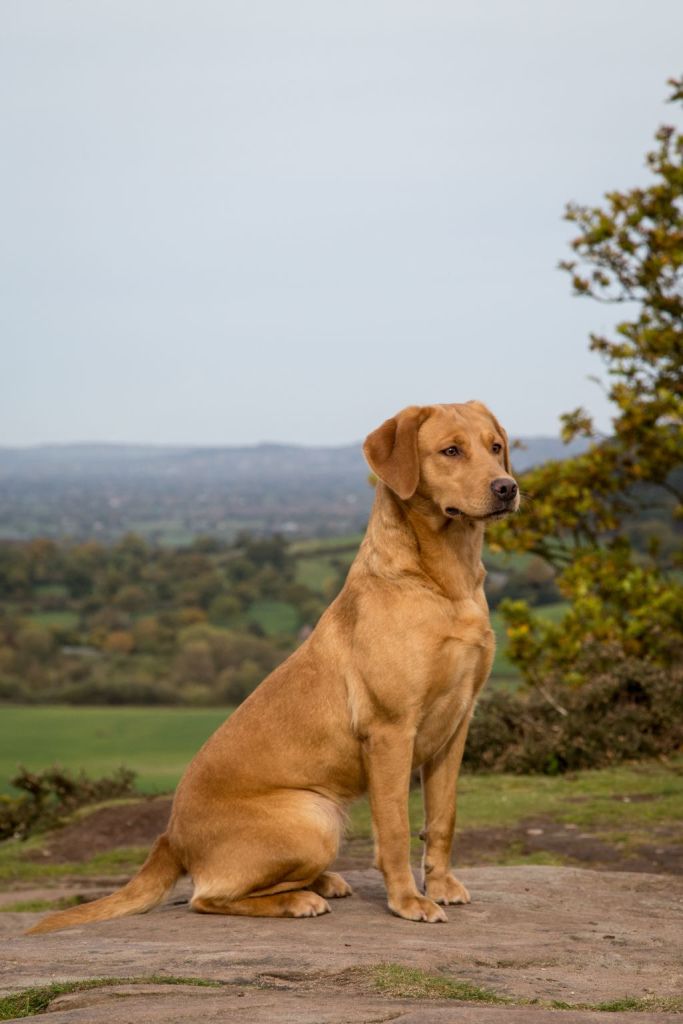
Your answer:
[0,765,137,841]
[466,648,683,774]
[60,678,178,705]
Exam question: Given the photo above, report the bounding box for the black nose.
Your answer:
[491,477,518,501]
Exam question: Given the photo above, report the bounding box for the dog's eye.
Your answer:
[492,443,502,454]
[442,446,461,457]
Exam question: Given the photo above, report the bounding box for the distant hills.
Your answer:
[0,442,366,480]
[0,437,590,543]
[0,436,589,480]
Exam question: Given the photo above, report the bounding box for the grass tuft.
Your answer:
[3,966,682,1018]
[371,964,510,1004]
[0,895,84,913]
[0,840,149,884]
[0,976,223,1021]
[369,965,683,1014]
[593,995,683,1013]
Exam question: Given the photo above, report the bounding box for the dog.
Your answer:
[28,400,518,933]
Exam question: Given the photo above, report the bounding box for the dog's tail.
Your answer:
[25,834,183,935]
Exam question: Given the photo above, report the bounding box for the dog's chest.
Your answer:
[412,600,494,766]
[413,671,481,766]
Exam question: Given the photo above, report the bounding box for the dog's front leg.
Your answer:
[420,713,472,906]
[363,724,447,923]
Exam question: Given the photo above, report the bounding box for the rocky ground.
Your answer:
[2,864,683,1022]
[1,796,682,1022]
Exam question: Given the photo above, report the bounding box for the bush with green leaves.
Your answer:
[490,77,683,688]
[0,765,137,841]
[466,649,683,774]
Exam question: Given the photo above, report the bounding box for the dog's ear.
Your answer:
[467,400,511,473]
[363,406,428,500]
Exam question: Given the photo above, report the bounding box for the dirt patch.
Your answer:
[508,817,683,875]
[20,798,683,875]
[26,797,172,863]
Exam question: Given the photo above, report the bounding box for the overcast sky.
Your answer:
[1,1,681,447]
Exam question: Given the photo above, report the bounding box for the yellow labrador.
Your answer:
[29,401,518,933]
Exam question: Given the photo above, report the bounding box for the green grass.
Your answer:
[0,976,224,1021]
[124,519,199,545]
[368,965,683,1014]
[2,704,679,826]
[0,895,84,913]
[246,599,299,636]
[372,964,508,1003]
[289,534,364,556]
[454,757,683,831]
[459,757,683,830]
[1,709,681,882]
[292,535,361,595]
[24,610,79,629]
[347,756,683,844]
[0,756,679,886]
[591,995,683,1013]
[33,584,69,598]
[294,552,356,594]
[490,845,571,867]
[2,704,681,830]
[0,706,232,795]
[3,969,681,1020]
[295,555,339,593]
[0,840,149,884]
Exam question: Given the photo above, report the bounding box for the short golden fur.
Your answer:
[29,400,518,933]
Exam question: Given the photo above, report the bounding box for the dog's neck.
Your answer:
[358,483,486,603]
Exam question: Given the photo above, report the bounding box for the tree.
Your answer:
[490,77,683,686]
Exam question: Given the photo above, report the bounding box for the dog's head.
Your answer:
[363,401,519,522]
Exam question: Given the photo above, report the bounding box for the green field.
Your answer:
[0,701,679,886]
[25,610,80,629]
[349,756,683,846]
[295,552,356,594]
[0,706,232,795]
[289,534,364,556]
[0,599,571,794]
[5,706,680,829]
[246,598,300,635]
[293,534,362,595]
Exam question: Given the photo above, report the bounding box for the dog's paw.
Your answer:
[311,871,353,898]
[285,891,331,917]
[425,873,471,906]
[388,893,447,923]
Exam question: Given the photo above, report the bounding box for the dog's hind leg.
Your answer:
[193,889,330,917]
[186,791,344,919]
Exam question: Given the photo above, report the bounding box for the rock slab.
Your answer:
[1,866,682,1022]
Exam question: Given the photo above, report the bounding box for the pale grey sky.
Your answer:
[1,1,681,446]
